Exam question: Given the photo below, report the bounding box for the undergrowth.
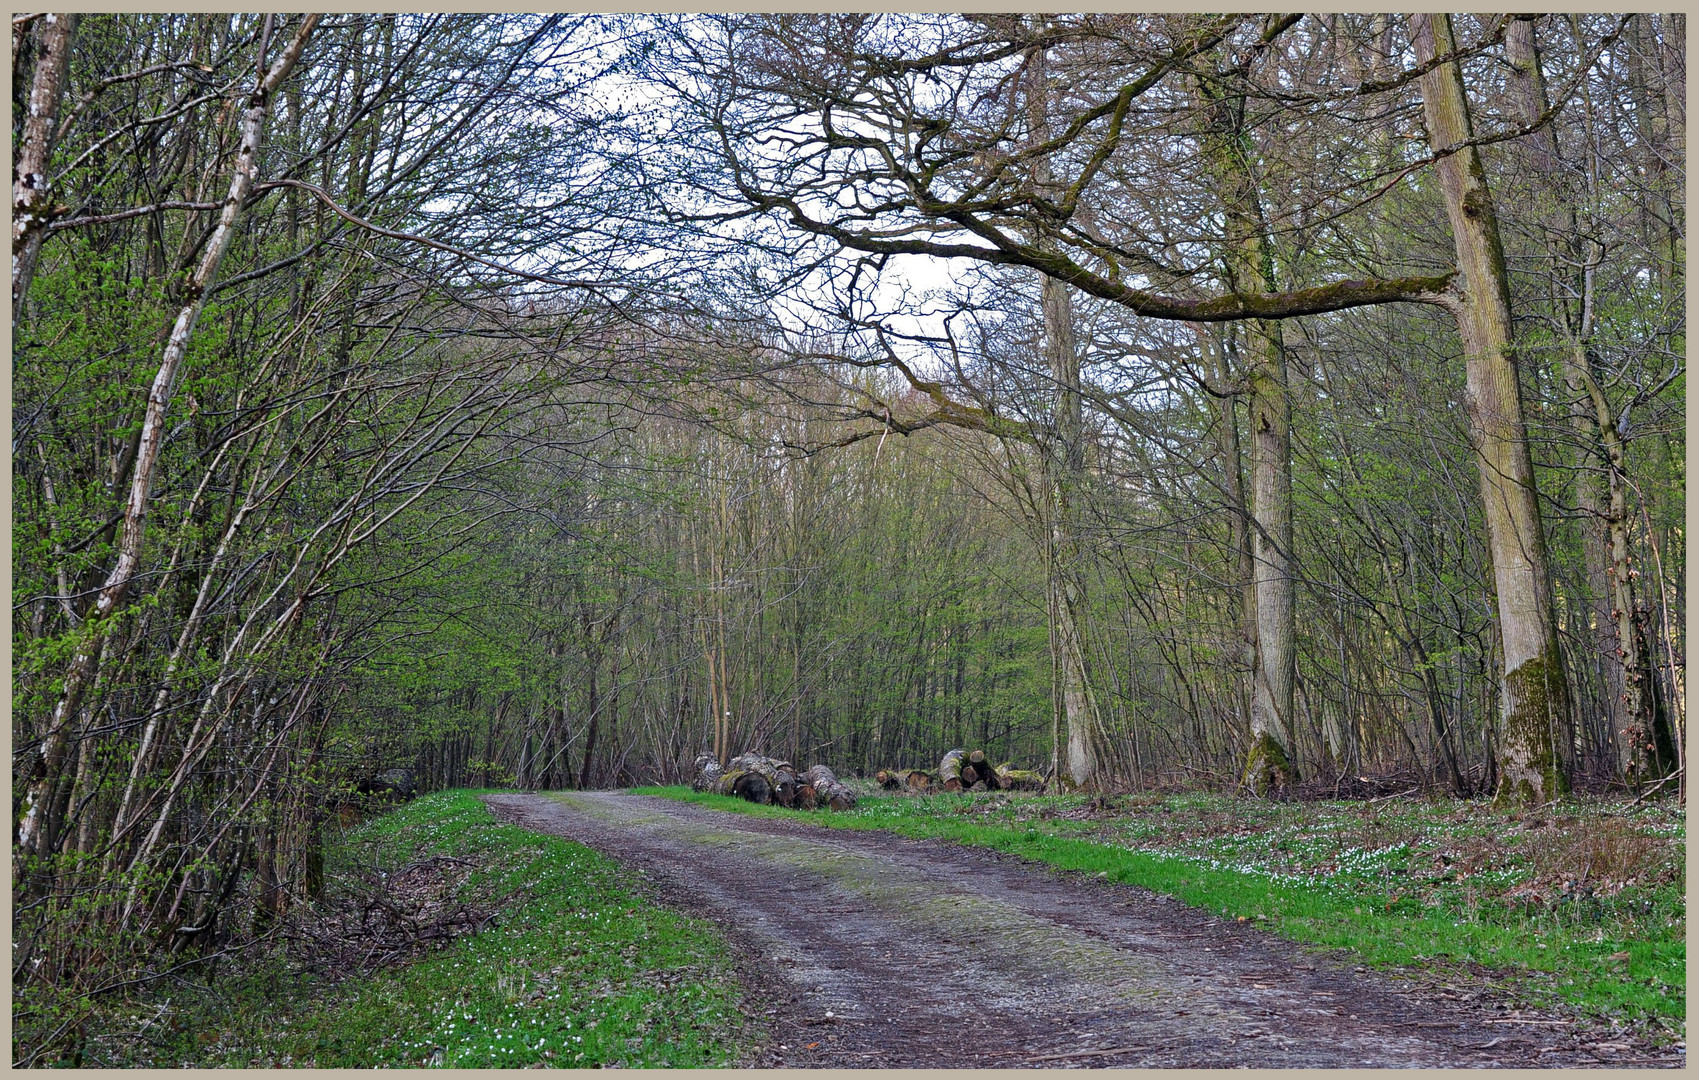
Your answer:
[638,785,1684,1035]
[61,791,746,1068]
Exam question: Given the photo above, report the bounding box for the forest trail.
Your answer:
[484,792,1629,1068]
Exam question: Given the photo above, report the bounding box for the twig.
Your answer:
[389,854,475,875]
[1366,787,1421,805]
[1627,765,1684,807]
[254,178,606,292]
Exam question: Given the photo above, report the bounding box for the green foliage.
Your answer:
[93,792,747,1068]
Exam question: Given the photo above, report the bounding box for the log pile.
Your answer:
[995,766,1047,792]
[802,764,857,811]
[938,748,965,790]
[691,748,1044,811]
[689,752,856,811]
[876,768,936,792]
[691,754,723,793]
[938,748,1046,792]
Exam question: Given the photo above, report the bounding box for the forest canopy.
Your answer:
[10,9,1684,1006]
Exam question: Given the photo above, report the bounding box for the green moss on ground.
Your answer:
[639,785,1684,1034]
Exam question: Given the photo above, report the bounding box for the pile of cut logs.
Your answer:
[690,747,1045,812]
[874,767,938,793]
[691,752,857,811]
[878,749,1046,793]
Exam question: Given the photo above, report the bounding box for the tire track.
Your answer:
[485,792,1665,1068]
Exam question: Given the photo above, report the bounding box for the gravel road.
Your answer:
[484,791,1677,1068]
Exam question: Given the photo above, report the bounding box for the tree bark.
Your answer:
[1193,60,1297,793]
[938,748,965,792]
[1244,322,1296,793]
[800,763,855,810]
[1041,273,1105,790]
[578,653,601,789]
[1412,12,1570,805]
[1503,19,1560,174]
[11,12,78,327]
[1655,13,1684,290]
[1574,361,1668,782]
[1505,16,1639,782]
[1200,328,1258,754]
[1030,30,1105,790]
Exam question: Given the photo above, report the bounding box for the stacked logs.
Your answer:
[938,748,1045,792]
[691,752,857,811]
[802,764,857,812]
[875,768,937,793]
[691,748,1044,810]
[692,754,723,793]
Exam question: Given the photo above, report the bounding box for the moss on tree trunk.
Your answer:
[1242,732,1294,796]
[1493,644,1571,807]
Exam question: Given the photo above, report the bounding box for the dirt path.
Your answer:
[485,792,1672,1068]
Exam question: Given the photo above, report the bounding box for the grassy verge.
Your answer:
[637,785,1683,1034]
[118,790,747,1068]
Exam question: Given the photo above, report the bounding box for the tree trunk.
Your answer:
[579,652,601,789]
[938,748,965,792]
[1574,363,1668,783]
[1031,33,1104,791]
[1503,19,1560,174]
[1505,16,1634,783]
[1193,63,1297,792]
[1413,12,1570,805]
[1039,310,1107,784]
[11,12,78,327]
[1200,328,1258,752]
[801,764,856,810]
[1244,322,1296,793]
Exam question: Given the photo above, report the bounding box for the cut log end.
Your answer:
[691,752,856,811]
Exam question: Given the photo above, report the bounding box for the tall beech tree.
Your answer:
[1499,14,1677,786]
[1191,46,1297,793]
[1027,27,1107,789]
[1411,12,1572,803]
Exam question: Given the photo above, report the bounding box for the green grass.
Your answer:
[637,785,1684,1031]
[130,790,747,1068]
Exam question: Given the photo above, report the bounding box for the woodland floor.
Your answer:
[485,791,1683,1068]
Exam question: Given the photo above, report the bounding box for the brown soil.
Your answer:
[484,792,1681,1069]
